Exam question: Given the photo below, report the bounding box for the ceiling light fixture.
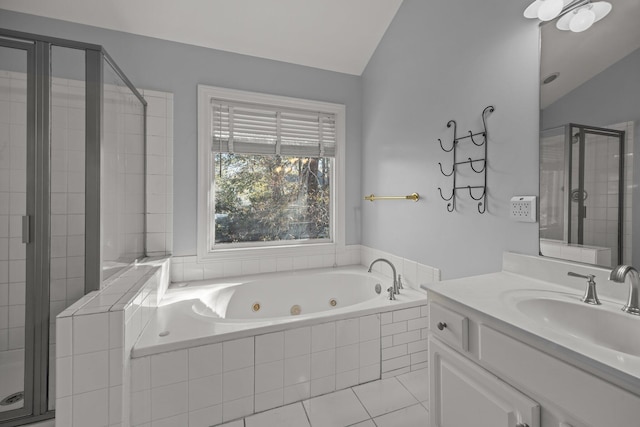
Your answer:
[523,0,612,33]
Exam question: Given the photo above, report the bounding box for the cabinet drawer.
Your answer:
[430,302,469,352]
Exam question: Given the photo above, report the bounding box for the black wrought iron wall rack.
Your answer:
[437,105,494,214]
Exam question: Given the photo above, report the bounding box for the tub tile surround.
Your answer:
[56,236,436,426]
[170,245,440,292]
[55,257,171,427]
[129,305,429,426]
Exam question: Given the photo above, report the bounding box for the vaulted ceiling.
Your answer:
[0,0,404,75]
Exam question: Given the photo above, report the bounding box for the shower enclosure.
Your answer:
[0,29,146,426]
[540,123,626,267]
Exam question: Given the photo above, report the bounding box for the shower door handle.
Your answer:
[22,215,30,244]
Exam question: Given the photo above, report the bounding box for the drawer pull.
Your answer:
[515,424,529,427]
[437,322,447,331]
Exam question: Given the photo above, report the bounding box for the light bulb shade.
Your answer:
[524,0,543,18]
[591,1,613,22]
[569,8,596,32]
[556,1,612,31]
[538,0,564,21]
[524,0,572,19]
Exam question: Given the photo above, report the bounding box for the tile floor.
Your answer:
[216,369,429,427]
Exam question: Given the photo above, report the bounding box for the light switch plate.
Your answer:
[510,196,537,222]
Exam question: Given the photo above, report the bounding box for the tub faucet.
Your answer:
[609,265,640,316]
[368,258,398,295]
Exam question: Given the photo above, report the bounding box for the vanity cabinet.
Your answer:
[428,297,640,427]
[430,337,540,427]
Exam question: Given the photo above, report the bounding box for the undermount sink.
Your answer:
[508,291,640,357]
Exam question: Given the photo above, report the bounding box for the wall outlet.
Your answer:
[510,196,537,222]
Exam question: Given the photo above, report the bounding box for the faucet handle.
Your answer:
[387,287,396,300]
[568,272,601,305]
[567,271,595,283]
[398,274,404,290]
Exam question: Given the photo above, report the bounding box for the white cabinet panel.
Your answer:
[430,337,539,427]
[479,325,640,427]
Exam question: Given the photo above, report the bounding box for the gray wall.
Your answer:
[0,9,363,255]
[361,0,541,279]
[542,47,640,130]
[543,47,640,268]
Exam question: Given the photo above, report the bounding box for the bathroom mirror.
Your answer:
[539,0,640,268]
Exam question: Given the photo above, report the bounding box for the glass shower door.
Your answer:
[568,124,625,266]
[0,40,35,422]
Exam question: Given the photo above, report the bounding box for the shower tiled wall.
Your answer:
[0,70,27,352]
[143,89,173,258]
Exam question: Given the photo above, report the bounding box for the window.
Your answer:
[198,85,345,261]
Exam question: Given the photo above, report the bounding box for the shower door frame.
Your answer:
[564,123,626,265]
[0,28,105,426]
[0,36,37,426]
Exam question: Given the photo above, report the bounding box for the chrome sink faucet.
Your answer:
[368,258,398,296]
[609,265,640,316]
[567,272,601,305]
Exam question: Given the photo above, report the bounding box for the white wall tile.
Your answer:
[311,349,335,380]
[109,385,122,425]
[283,382,310,406]
[360,339,381,368]
[359,315,380,342]
[284,327,310,359]
[336,318,359,347]
[393,307,421,323]
[131,389,152,425]
[73,312,109,354]
[152,413,188,427]
[131,356,151,392]
[72,388,109,427]
[56,356,72,398]
[56,396,73,427]
[151,349,187,388]
[223,367,254,402]
[222,396,253,422]
[223,337,254,372]
[151,381,188,421]
[73,350,109,394]
[109,348,123,387]
[359,363,380,383]
[310,375,335,397]
[254,388,284,413]
[336,343,359,373]
[283,354,310,386]
[188,374,223,411]
[255,331,284,365]
[255,360,284,394]
[335,369,359,390]
[188,343,222,379]
[188,404,222,427]
[311,322,335,353]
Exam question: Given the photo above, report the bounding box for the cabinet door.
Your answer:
[430,337,540,427]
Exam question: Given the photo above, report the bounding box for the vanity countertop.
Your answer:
[422,270,640,396]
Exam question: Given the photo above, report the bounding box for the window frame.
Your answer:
[197,84,346,262]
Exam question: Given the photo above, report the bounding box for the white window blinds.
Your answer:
[211,99,336,157]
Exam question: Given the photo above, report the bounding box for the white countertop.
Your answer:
[422,271,640,395]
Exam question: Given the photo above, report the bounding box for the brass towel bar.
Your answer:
[364,193,420,202]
